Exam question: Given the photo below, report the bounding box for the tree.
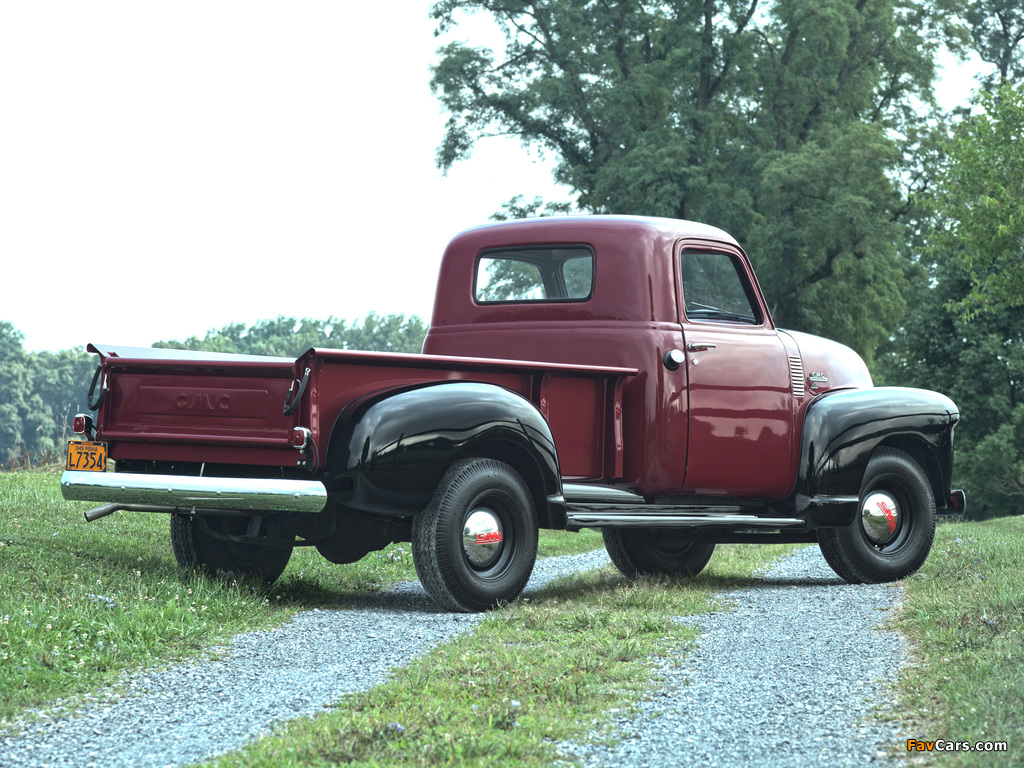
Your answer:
[341,313,429,354]
[0,323,94,465]
[959,0,1024,88]
[925,81,1024,317]
[0,322,32,462]
[430,0,941,359]
[155,313,429,357]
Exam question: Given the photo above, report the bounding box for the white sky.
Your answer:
[1,2,569,353]
[1,3,984,354]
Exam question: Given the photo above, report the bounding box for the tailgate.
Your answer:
[88,344,302,467]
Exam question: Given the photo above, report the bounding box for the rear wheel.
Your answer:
[170,514,292,584]
[412,458,538,612]
[817,447,935,584]
[602,528,715,580]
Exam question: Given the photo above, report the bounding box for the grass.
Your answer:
[894,516,1024,766]
[12,464,1020,767]
[197,542,801,767]
[0,468,604,727]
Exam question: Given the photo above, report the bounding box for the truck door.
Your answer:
[674,244,795,498]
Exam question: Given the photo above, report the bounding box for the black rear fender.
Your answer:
[323,381,565,528]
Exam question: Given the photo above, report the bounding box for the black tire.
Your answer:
[412,458,538,613]
[602,527,715,580]
[170,514,292,584]
[817,447,936,584]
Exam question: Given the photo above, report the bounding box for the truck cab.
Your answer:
[424,216,870,499]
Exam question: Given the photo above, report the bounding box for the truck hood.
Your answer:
[779,330,873,392]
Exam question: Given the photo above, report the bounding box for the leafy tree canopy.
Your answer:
[431,0,942,360]
[154,313,428,357]
[924,81,1024,317]
[956,0,1024,88]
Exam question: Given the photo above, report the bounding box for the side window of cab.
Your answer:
[680,250,762,324]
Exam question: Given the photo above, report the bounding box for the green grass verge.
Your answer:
[198,541,803,768]
[895,516,1024,766]
[0,468,604,726]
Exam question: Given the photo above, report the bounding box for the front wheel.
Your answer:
[170,514,293,584]
[602,528,715,580]
[817,447,936,584]
[412,458,538,612]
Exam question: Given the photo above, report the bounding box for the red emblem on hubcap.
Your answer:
[475,531,503,544]
[876,501,897,534]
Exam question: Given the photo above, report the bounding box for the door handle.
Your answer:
[687,342,717,352]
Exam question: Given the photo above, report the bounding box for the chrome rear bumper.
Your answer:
[60,470,328,516]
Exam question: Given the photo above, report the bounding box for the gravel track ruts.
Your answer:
[2,546,909,768]
[555,546,908,768]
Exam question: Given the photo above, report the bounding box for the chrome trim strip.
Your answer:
[562,483,644,505]
[566,509,805,528]
[60,471,328,514]
[795,494,859,514]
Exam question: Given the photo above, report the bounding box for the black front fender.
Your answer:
[323,381,564,527]
[797,387,960,523]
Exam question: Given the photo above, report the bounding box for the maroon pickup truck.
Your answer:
[61,216,964,611]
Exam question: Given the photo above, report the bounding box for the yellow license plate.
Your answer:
[66,441,108,471]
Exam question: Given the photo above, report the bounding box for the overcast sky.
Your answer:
[1,3,982,354]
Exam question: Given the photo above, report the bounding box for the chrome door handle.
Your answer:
[687,342,717,352]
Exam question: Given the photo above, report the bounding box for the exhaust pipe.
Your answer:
[83,502,198,523]
[84,503,121,523]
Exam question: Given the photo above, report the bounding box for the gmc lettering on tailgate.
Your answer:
[137,386,269,419]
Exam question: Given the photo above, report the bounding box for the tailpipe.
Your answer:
[83,502,190,523]
[84,503,121,523]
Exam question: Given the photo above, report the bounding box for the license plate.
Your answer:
[66,441,108,471]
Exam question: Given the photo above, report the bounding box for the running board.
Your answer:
[565,510,805,528]
[562,482,803,529]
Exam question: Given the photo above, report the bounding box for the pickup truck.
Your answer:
[60,216,964,611]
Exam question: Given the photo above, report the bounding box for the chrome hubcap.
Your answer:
[861,491,901,545]
[463,508,503,568]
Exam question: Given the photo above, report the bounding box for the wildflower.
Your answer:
[388,722,404,734]
[511,700,521,708]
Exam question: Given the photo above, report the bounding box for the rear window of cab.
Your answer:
[474,246,594,303]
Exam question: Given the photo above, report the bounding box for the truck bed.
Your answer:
[88,344,636,480]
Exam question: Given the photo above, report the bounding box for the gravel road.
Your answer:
[556,545,908,768]
[1,549,611,768]
[2,545,909,768]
